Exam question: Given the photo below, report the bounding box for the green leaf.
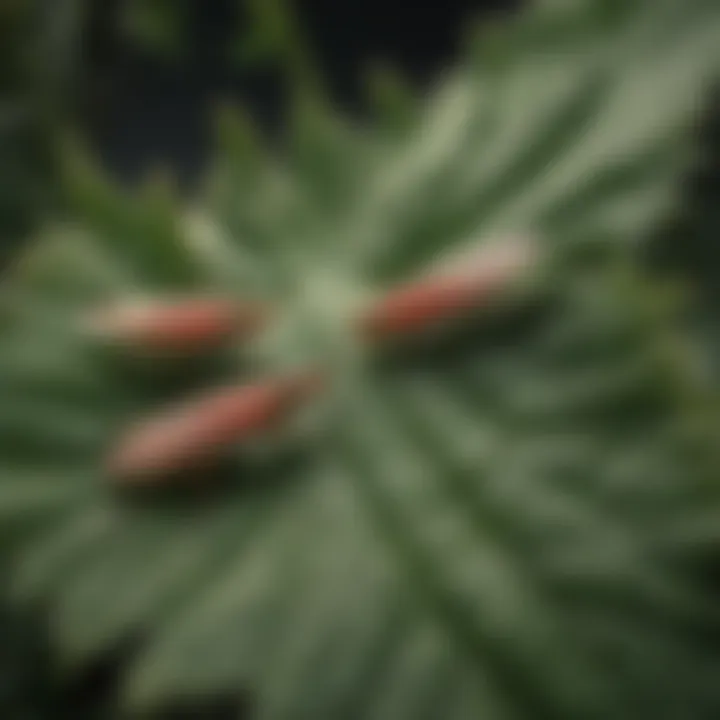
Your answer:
[233,0,323,97]
[0,0,84,257]
[1,1,720,718]
[121,0,192,60]
[364,62,418,137]
[352,0,720,280]
[59,137,207,290]
[0,581,59,717]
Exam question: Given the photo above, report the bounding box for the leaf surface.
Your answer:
[1,1,720,717]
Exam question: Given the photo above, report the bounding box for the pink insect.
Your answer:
[358,239,535,342]
[108,372,323,483]
[87,297,267,354]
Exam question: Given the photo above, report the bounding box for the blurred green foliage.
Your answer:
[121,0,194,60]
[0,1,719,718]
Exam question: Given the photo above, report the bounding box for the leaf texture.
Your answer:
[1,1,720,718]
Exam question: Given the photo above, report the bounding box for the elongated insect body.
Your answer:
[109,372,323,482]
[359,238,536,342]
[87,297,267,354]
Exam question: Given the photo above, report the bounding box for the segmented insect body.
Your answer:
[359,240,534,341]
[89,297,266,354]
[109,372,321,482]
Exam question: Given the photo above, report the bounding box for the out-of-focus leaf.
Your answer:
[0,0,85,265]
[121,0,192,60]
[230,0,321,96]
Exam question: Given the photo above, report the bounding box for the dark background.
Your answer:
[82,0,521,187]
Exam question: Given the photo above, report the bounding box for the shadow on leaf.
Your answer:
[111,439,318,510]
